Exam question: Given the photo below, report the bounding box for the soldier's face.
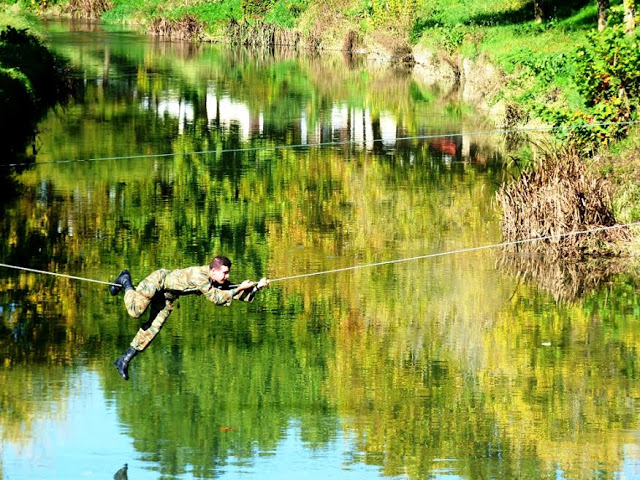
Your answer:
[210,265,230,285]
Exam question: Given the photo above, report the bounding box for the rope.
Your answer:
[2,222,638,287]
[0,263,118,286]
[5,120,640,168]
[268,222,640,283]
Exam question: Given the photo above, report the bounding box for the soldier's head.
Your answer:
[209,255,232,285]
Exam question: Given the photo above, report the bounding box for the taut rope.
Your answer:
[2,222,638,286]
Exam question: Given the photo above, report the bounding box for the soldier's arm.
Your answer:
[234,277,269,303]
[199,279,254,305]
[201,286,234,306]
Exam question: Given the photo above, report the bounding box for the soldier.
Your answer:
[109,255,269,380]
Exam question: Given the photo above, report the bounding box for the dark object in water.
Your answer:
[113,463,128,480]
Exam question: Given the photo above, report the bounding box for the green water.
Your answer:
[2,20,640,480]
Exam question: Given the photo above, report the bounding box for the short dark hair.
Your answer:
[210,255,232,270]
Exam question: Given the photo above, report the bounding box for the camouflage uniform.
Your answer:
[123,266,256,351]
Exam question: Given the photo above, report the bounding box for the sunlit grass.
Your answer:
[0,4,40,31]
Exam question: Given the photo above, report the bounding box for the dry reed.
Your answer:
[227,20,302,48]
[66,0,112,19]
[496,148,629,256]
[149,15,204,42]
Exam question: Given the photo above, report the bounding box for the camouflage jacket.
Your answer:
[163,265,257,305]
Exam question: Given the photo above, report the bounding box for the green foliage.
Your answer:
[101,0,164,23]
[187,1,243,25]
[264,0,308,29]
[575,26,640,107]
[0,26,68,103]
[1,0,64,12]
[504,48,570,81]
[355,0,416,35]
[0,66,35,139]
[538,24,640,150]
[0,26,73,156]
[242,0,271,18]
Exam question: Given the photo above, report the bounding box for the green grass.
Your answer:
[102,0,165,24]
[264,0,308,29]
[174,0,242,29]
[102,0,305,32]
[413,1,609,62]
[407,0,632,130]
[0,3,40,30]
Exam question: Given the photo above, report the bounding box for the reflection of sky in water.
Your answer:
[3,372,138,479]
[5,370,639,479]
[1,372,402,479]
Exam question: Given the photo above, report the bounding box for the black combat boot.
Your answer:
[110,269,133,296]
[114,347,138,380]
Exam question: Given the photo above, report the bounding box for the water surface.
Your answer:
[1,20,640,480]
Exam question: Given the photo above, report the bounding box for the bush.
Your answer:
[0,26,71,107]
[0,26,75,156]
[242,0,271,18]
[496,148,626,256]
[539,24,640,151]
[0,67,36,141]
[264,0,308,29]
[66,0,113,19]
[575,27,640,109]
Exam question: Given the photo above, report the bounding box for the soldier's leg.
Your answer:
[129,295,175,352]
[114,294,174,380]
[123,269,170,319]
[114,269,170,380]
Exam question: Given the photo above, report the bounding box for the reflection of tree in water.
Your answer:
[497,248,630,302]
[0,173,19,210]
[149,37,202,60]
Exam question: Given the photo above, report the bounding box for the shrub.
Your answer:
[0,26,71,107]
[0,67,36,142]
[66,0,113,19]
[539,24,640,151]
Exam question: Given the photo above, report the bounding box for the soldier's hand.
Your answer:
[238,280,255,290]
[256,277,270,290]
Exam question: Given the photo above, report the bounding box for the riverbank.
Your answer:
[2,0,639,250]
[9,1,631,135]
[0,2,630,119]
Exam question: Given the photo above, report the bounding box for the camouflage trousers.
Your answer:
[123,269,176,352]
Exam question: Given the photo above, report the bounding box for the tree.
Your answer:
[598,0,610,31]
[623,0,636,33]
[534,0,545,23]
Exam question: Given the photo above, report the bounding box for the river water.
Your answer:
[2,20,640,480]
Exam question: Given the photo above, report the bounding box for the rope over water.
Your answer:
[1,222,639,287]
[0,263,118,286]
[268,222,640,282]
